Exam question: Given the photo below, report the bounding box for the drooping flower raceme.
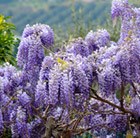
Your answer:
[17,24,54,93]
[35,53,95,112]
[22,24,54,48]
[85,29,110,53]
[66,38,90,57]
[111,0,129,19]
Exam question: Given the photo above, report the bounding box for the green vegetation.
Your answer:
[0,0,111,35]
[0,15,18,65]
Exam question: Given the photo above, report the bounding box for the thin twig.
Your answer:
[120,83,125,109]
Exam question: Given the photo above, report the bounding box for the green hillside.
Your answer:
[0,0,139,35]
[0,0,112,35]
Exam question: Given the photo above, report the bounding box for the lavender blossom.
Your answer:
[29,118,45,138]
[39,55,55,81]
[17,38,29,68]
[130,97,140,118]
[107,114,127,132]
[17,24,54,94]
[133,8,140,38]
[26,36,45,88]
[22,24,54,48]
[22,24,34,38]
[0,109,3,133]
[59,70,74,108]
[17,91,31,107]
[66,38,89,57]
[114,36,140,83]
[16,106,30,138]
[85,29,110,53]
[48,64,62,105]
[35,80,48,107]
[98,66,122,97]
[10,109,19,138]
[111,0,129,19]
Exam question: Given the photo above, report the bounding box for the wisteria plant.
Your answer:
[0,0,140,137]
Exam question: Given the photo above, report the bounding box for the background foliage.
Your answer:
[0,0,111,35]
[0,15,18,65]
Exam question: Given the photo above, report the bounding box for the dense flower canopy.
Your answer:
[0,0,140,137]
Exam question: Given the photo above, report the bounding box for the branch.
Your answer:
[42,105,50,120]
[90,109,124,115]
[72,115,83,130]
[31,105,46,121]
[90,88,133,115]
[73,123,116,135]
[120,83,125,109]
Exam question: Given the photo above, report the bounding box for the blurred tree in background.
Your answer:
[0,15,18,65]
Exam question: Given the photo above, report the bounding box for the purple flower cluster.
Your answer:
[111,0,129,19]
[22,24,54,48]
[108,114,127,132]
[66,38,90,57]
[95,33,140,97]
[85,29,110,53]
[35,53,96,111]
[111,0,140,42]
[17,24,54,93]
[1,0,140,137]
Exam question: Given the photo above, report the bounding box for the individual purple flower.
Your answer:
[80,56,96,85]
[2,63,17,78]
[133,8,140,38]
[0,64,23,97]
[113,50,131,83]
[85,30,98,52]
[83,114,106,133]
[72,64,90,96]
[26,36,45,87]
[111,0,137,42]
